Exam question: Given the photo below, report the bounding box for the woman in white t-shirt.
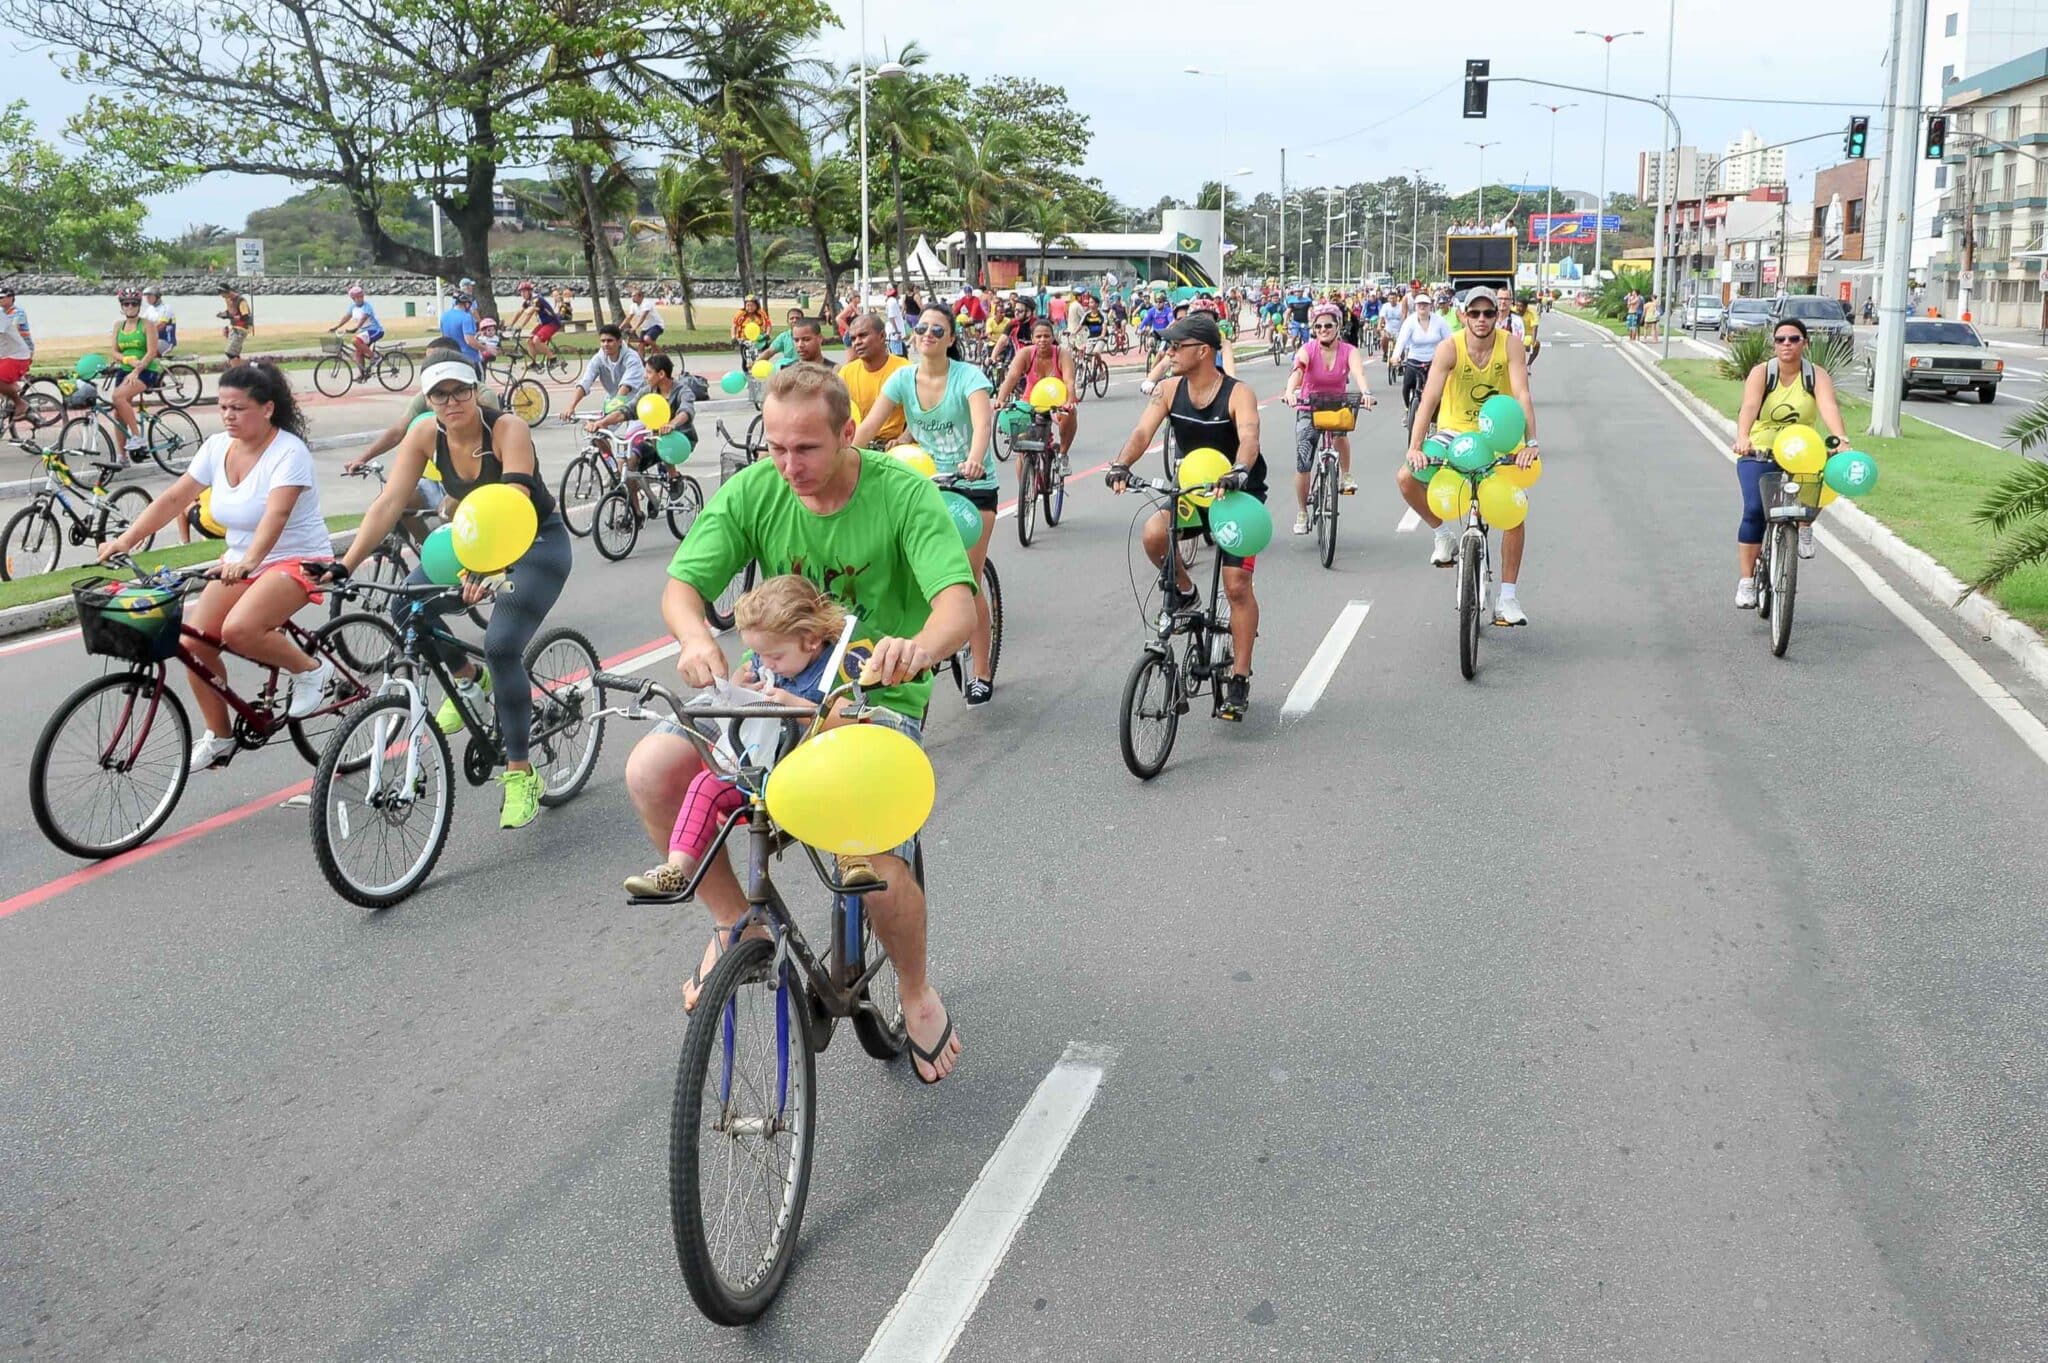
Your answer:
[102,361,338,772]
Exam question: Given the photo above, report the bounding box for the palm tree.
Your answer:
[672,7,825,299]
[634,162,727,331]
[564,128,637,324]
[945,125,1027,291]
[1020,197,1079,292]
[862,41,949,292]
[1967,404,2048,596]
[772,142,860,314]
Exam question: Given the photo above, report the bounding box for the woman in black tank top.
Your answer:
[341,356,574,829]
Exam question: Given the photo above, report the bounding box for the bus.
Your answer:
[1445,232,1517,299]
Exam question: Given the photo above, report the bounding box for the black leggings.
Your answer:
[1400,360,1429,428]
[398,515,572,763]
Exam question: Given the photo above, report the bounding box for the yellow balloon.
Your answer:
[1426,467,1473,522]
[891,445,937,479]
[195,487,225,539]
[1476,472,1529,530]
[636,392,672,429]
[1501,455,1543,490]
[1772,424,1826,476]
[450,483,539,573]
[743,320,762,342]
[765,723,936,856]
[749,359,774,379]
[1176,447,1232,506]
[1028,376,1069,411]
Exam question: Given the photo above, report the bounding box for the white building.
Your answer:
[1638,146,1711,203]
[1914,0,2048,269]
[1719,130,1787,193]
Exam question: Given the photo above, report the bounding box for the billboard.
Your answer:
[1527,213,1624,244]
[235,237,266,276]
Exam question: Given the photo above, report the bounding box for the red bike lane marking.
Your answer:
[1,630,676,923]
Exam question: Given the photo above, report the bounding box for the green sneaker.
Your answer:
[433,668,491,735]
[498,767,542,830]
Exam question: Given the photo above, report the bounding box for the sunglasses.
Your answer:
[911,323,950,337]
[426,385,478,405]
[1772,334,1805,344]
[1466,308,1497,319]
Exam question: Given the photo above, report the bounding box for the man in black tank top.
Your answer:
[1105,314,1265,721]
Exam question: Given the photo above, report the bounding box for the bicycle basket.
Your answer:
[72,575,185,663]
[1309,397,1357,433]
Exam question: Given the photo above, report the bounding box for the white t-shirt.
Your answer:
[885,296,907,341]
[1395,313,1451,364]
[628,298,664,331]
[0,305,32,361]
[188,431,332,565]
[143,301,176,329]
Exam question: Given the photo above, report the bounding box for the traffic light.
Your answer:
[1925,114,1949,160]
[1463,59,1490,119]
[1845,116,1869,159]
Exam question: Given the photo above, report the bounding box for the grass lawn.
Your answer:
[0,514,364,614]
[1662,358,2048,632]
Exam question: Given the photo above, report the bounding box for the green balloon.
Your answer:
[1207,491,1272,557]
[75,353,108,380]
[719,369,748,395]
[941,491,983,547]
[421,524,464,585]
[1421,434,1452,462]
[1823,449,1878,498]
[1447,430,1496,474]
[656,429,694,465]
[1477,394,1526,450]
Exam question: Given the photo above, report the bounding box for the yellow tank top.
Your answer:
[1521,306,1539,347]
[1437,330,1511,434]
[1750,362,1819,450]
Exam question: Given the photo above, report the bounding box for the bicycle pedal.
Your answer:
[1339,486,1357,496]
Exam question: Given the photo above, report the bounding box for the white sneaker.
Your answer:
[1292,512,1310,535]
[1493,593,1528,627]
[1736,579,1759,610]
[287,659,334,719]
[1430,526,1457,567]
[124,432,146,451]
[188,731,234,773]
[1797,524,1816,559]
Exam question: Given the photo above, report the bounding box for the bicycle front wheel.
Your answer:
[377,350,416,392]
[31,672,191,858]
[1118,650,1181,780]
[1,503,62,580]
[505,377,548,427]
[1458,535,1482,681]
[592,488,640,561]
[1316,460,1339,569]
[670,935,816,1325]
[1769,523,1798,657]
[1089,357,1109,399]
[981,556,1003,680]
[524,626,606,807]
[311,692,454,909]
[145,407,202,478]
[557,455,606,537]
[313,356,355,399]
[1016,453,1038,547]
[1044,452,1067,526]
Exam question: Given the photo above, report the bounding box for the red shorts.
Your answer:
[255,556,332,605]
[533,323,561,345]
[0,357,28,385]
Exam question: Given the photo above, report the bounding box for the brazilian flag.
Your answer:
[1175,233,1202,253]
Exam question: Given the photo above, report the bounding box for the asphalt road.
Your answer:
[7,325,2048,1361]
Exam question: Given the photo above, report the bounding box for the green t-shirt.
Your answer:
[668,450,976,720]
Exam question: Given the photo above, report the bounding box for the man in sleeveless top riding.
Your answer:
[1105,314,1265,721]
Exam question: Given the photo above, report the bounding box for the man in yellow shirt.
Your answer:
[837,313,910,445]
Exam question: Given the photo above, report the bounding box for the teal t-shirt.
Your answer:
[880,360,996,491]
[668,451,976,720]
[769,330,798,362]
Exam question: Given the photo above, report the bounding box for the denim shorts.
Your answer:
[654,703,925,867]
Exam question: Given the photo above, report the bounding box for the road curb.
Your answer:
[1580,315,2048,696]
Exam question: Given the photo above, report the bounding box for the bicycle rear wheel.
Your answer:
[1315,459,1338,569]
[1118,650,1181,780]
[848,853,912,1060]
[31,672,191,858]
[670,936,816,1325]
[312,693,454,908]
[524,626,605,807]
[1016,453,1038,547]
[557,455,607,537]
[1458,535,1482,680]
[1769,523,1798,657]
[56,415,117,479]
[159,363,203,408]
[592,488,640,561]
[377,350,416,392]
[146,407,202,477]
[1,503,62,580]
[289,613,402,763]
[706,561,757,632]
[313,356,354,399]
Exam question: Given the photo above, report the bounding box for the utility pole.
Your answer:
[1870,0,1928,437]
[1651,0,1677,313]
[1280,148,1289,284]
[1410,166,1426,281]
[1575,28,1644,276]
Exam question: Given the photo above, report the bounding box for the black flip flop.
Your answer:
[908,1013,956,1085]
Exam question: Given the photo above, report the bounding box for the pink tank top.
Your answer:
[1024,348,1062,394]
[1296,340,1354,399]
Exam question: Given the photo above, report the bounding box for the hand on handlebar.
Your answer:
[1219,468,1249,492]
[1105,463,1133,492]
[863,636,936,688]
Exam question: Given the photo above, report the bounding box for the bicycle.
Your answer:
[1439,456,1519,681]
[308,576,606,907]
[1002,402,1070,549]
[29,558,399,859]
[1752,465,1821,658]
[495,330,575,384]
[557,427,634,538]
[2,440,158,580]
[1073,341,1110,400]
[592,459,706,562]
[1111,471,1237,780]
[313,336,416,398]
[592,665,915,1324]
[1297,394,1365,570]
[1399,358,1432,435]
[104,353,203,410]
[932,473,1003,695]
[51,379,204,479]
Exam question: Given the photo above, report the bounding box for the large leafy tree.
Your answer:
[957,76,1091,178]
[761,141,861,314]
[943,125,1028,291]
[862,42,952,292]
[0,101,155,273]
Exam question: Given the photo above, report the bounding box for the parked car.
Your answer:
[1860,318,2003,404]
[1718,297,1773,341]
[1682,296,1724,332]
[1769,295,1854,344]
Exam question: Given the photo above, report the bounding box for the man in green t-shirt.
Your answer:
[629,362,975,1083]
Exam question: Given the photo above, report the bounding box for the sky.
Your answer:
[3,0,1896,242]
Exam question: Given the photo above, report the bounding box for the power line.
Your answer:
[1671,91,1905,108]
[1297,81,1459,153]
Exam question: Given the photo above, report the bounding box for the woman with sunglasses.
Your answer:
[1730,316,1848,602]
[343,356,574,829]
[1280,302,1376,534]
[853,305,1000,706]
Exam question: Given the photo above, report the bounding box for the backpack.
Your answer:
[1763,356,1816,397]
[684,373,710,403]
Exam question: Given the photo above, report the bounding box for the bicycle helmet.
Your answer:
[116,289,142,305]
[347,283,365,300]
[477,317,498,332]
[142,285,162,299]
[1308,302,1343,324]
[516,279,536,293]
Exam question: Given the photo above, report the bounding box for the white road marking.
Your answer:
[861,1044,1114,1363]
[0,625,81,657]
[1396,508,1422,532]
[1280,599,1373,719]
[1599,324,2048,769]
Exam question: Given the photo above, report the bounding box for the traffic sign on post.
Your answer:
[1463,60,1489,119]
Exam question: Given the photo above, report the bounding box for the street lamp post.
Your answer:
[1532,103,1577,296]
[1409,166,1427,282]
[1574,28,1643,277]
[1465,141,1499,224]
[1381,208,1397,282]
[854,4,907,309]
